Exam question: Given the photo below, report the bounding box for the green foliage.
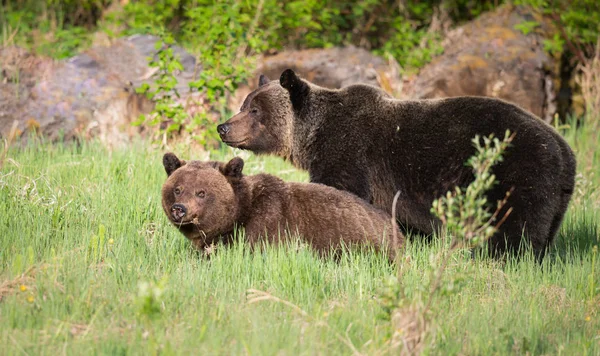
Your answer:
[369,0,501,70]
[0,0,102,58]
[444,0,502,20]
[3,0,598,73]
[514,20,540,35]
[39,26,91,59]
[136,278,168,319]
[134,31,221,146]
[125,1,270,145]
[375,17,444,72]
[432,131,514,248]
[1,0,109,28]
[100,0,502,72]
[87,224,108,263]
[589,245,599,301]
[543,32,566,57]
[134,32,186,134]
[116,0,184,34]
[182,1,267,100]
[514,0,600,58]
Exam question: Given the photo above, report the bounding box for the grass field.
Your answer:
[1,118,599,355]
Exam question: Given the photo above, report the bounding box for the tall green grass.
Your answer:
[0,118,598,354]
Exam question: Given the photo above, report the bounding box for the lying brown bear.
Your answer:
[161,153,403,258]
[217,70,576,260]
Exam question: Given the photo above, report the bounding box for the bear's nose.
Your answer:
[217,123,230,136]
[170,203,187,221]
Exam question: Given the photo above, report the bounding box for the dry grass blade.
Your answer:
[391,190,401,250]
[390,305,428,356]
[2,23,19,46]
[69,323,90,337]
[247,288,310,317]
[0,120,19,171]
[246,289,364,355]
[0,266,36,302]
[577,39,600,129]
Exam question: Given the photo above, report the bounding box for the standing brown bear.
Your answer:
[161,153,402,259]
[217,69,576,260]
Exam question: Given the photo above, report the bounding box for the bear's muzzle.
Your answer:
[170,203,187,221]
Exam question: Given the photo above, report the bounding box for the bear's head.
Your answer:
[217,70,312,160]
[161,153,245,244]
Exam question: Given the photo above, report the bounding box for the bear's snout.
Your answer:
[217,123,230,136]
[170,203,187,221]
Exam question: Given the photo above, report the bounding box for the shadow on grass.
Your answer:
[550,209,599,261]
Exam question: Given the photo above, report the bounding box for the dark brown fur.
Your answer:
[161,153,403,258]
[217,70,577,260]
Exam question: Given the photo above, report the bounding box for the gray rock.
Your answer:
[401,5,558,122]
[0,35,197,146]
[256,45,401,92]
[228,46,402,113]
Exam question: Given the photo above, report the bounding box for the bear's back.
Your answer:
[303,86,575,257]
[284,181,400,251]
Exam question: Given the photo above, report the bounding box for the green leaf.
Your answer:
[131,114,147,127]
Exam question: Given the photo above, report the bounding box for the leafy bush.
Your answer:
[123,0,271,146]
[134,32,188,142]
[27,0,502,69]
[0,0,107,58]
[513,0,600,60]
[134,31,222,147]
[4,0,598,69]
[377,131,515,353]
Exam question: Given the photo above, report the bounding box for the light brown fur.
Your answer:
[161,153,403,259]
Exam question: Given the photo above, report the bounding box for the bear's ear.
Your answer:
[258,74,270,87]
[163,152,186,176]
[280,69,310,111]
[222,157,244,178]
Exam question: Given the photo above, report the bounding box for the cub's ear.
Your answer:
[279,69,310,111]
[163,152,186,176]
[222,157,244,178]
[258,74,270,87]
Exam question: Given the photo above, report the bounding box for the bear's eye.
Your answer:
[196,190,206,198]
[174,187,181,195]
[250,108,258,115]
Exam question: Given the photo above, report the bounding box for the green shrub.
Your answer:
[0,0,106,58]
[106,0,495,71]
[4,0,598,69]
[376,131,515,353]
[513,0,600,59]
[134,31,223,147]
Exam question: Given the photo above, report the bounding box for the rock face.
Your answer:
[402,5,558,122]
[0,35,196,145]
[257,46,401,92]
[228,46,402,113]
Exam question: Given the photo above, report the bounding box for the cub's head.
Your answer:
[161,153,245,244]
[217,70,311,159]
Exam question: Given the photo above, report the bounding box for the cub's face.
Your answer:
[217,75,294,158]
[161,153,240,244]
